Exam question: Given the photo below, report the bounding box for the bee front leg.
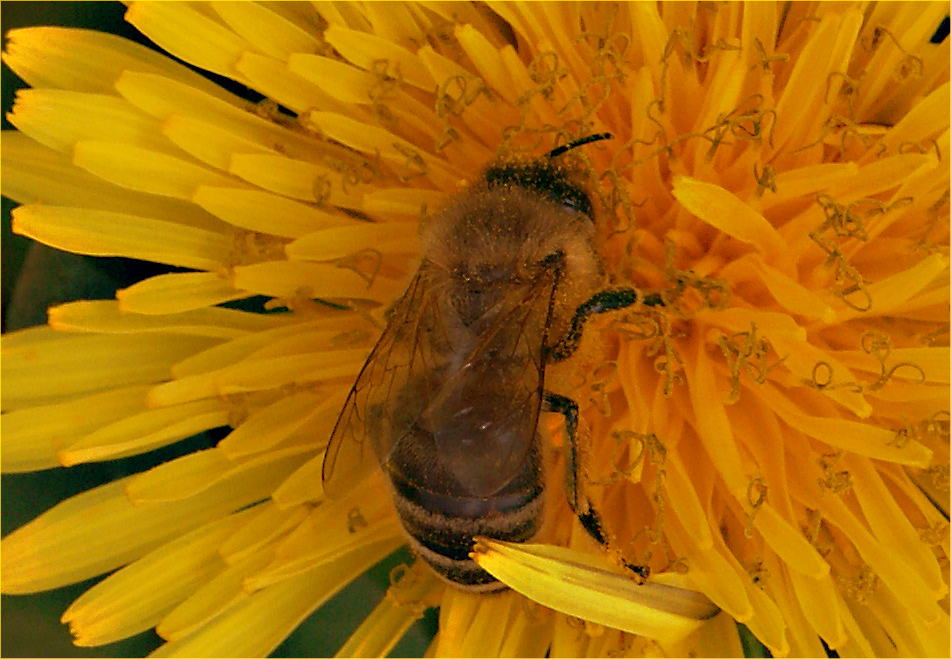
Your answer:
[545,288,664,362]
[542,391,650,580]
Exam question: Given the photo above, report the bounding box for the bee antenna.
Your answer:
[547,132,613,159]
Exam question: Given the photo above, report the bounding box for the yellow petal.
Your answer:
[12,205,230,270]
[821,489,945,626]
[286,223,418,261]
[676,606,745,658]
[9,89,167,154]
[435,587,486,657]
[193,186,356,239]
[672,175,786,257]
[759,163,860,212]
[124,447,314,504]
[0,132,223,230]
[231,260,405,303]
[287,53,380,105]
[117,272,252,315]
[748,255,837,322]
[1,331,219,402]
[218,502,310,565]
[211,2,320,61]
[848,455,948,599]
[235,50,358,117]
[48,299,290,338]
[115,71,346,165]
[758,383,932,466]
[73,140,245,198]
[149,538,401,658]
[826,152,935,201]
[836,345,949,385]
[760,555,830,657]
[323,23,434,90]
[663,513,755,624]
[248,477,399,589]
[125,2,252,84]
[771,11,862,153]
[157,548,274,642]
[218,389,347,458]
[304,110,458,188]
[788,570,848,648]
[472,539,719,645]
[883,81,951,152]
[684,342,748,493]
[362,187,446,218]
[360,2,425,43]
[0,462,287,594]
[271,452,325,507]
[438,588,526,658]
[0,385,149,473]
[147,348,365,407]
[0,26,240,102]
[845,252,949,321]
[59,398,231,466]
[228,152,366,209]
[454,23,518,104]
[161,114,273,172]
[334,562,441,658]
[63,510,253,647]
[169,316,364,378]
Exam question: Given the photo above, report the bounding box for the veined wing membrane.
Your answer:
[321,267,452,499]
[425,268,558,497]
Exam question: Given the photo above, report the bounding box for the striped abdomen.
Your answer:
[386,432,544,592]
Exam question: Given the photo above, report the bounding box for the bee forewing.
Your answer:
[322,269,445,499]
[427,271,557,497]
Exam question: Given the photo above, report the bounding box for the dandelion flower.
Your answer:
[2,2,949,657]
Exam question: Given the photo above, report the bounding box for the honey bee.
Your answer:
[323,134,662,592]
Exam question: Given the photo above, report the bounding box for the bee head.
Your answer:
[483,133,612,219]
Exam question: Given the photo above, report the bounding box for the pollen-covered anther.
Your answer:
[226,227,289,267]
[817,452,853,496]
[836,565,880,603]
[717,324,785,404]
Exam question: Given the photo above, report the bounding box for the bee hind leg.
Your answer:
[546,288,664,362]
[542,392,650,580]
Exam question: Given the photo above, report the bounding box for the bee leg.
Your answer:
[542,391,650,580]
[546,288,664,362]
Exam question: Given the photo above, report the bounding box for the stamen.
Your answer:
[751,38,789,72]
[753,163,778,196]
[745,478,768,538]
[825,70,864,117]
[717,323,786,404]
[862,26,924,82]
[806,362,864,394]
[860,331,927,391]
[836,565,880,603]
[817,452,853,496]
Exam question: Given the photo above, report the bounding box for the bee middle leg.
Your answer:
[546,288,664,362]
[542,391,650,580]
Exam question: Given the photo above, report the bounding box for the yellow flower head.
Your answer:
[2,2,948,657]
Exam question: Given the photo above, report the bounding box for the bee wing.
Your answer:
[321,268,448,500]
[425,269,558,497]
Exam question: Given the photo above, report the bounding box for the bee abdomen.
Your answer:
[390,479,544,592]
